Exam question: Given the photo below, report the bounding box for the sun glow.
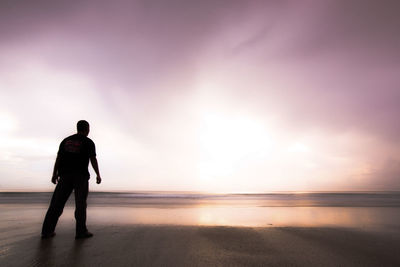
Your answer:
[197,111,274,180]
[192,100,334,191]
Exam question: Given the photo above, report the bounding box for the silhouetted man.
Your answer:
[41,120,102,239]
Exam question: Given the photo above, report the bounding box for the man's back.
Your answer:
[57,134,96,177]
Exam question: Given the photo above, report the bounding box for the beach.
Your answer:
[1,192,400,266]
[2,224,400,266]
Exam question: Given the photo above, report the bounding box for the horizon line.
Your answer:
[1,190,400,194]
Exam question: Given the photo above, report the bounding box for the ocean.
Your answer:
[1,191,400,228]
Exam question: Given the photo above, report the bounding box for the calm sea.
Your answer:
[1,191,400,207]
[1,192,400,228]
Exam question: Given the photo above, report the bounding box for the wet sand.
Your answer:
[1,192,400,266]
[1,224,400,267]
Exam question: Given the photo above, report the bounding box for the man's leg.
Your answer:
[41,177,73,236]
[74,177,89,236]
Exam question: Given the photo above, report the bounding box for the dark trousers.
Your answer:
[42,175,89,235]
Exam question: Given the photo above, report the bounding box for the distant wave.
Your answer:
[1,192,400,207]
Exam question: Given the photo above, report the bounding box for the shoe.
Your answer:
[41,232,56,239]
[75,231,93,239]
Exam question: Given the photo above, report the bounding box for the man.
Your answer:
[41,120,102,239]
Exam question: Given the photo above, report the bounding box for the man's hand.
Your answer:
[51,175,59,184]
[90,156,101,184]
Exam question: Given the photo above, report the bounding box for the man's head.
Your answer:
[77,120,90,136]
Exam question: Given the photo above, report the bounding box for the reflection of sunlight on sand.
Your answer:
[87,206,400,229]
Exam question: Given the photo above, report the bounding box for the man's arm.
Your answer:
[90,156,102,184]
[51,156,60,184]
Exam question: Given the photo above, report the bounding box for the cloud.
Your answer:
[203,0,400,141]
[356,159,400,191]
[1,0,400,191]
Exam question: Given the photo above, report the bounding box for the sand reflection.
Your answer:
[88,206,400,228]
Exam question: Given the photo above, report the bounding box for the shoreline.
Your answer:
[2,204,400,230]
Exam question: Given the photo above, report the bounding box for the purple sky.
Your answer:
[1,0,399,192]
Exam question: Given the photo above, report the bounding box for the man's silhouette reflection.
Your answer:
[41,120,102,239]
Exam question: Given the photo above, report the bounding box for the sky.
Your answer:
[0,0,400,192]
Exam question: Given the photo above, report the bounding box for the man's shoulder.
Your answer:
[60,134,75,144]
[85,137,95,145]
[61,134,95,146]
[64,134,79,140]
